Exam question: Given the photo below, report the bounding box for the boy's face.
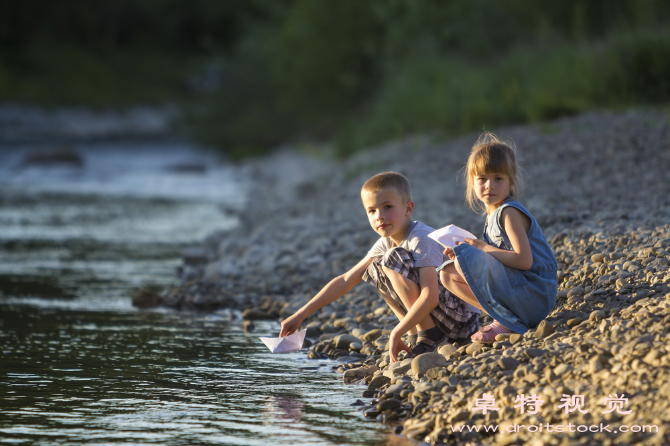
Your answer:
[361,188,414,243]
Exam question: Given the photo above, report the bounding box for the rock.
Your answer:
[307,350,320,359]
[388,358,413,374]
[241,309,273,320]
[362,329,382,342]
[495,333,513,342]
[498,357,520,370]
[333,334,361,350]
[534,320,555,339]
[524,348,547,358]
[343,368,366,380]
[567,318,585,327]
[24,146,83,167]
[411,352,448,375]
[242,320,255,332]
[589,310,606,322]
[349,342,362,351]
[377,398,402,411]
[466,343,486,355]
[132,289,163,308]
[305,322,322,338]
[553,363,572,376]
[437,343,458,356]
[509,333,523,344]
[567,287,585,298]
[426,367,445,380]
[182,247,209,265]
[368,375,391,391]
[591,253,606,263]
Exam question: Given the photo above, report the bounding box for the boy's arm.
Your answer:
[388,266,439,361]
[279,256,373,337]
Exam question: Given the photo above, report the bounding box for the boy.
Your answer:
[280,172,479,362]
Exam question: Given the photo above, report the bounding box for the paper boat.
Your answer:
[428,224,477,249]
[259,329,307,353]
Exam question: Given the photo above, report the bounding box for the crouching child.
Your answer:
[280,172,479,362]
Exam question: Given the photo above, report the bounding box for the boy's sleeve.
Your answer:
[411,236,446,268]
[365,237,388,258]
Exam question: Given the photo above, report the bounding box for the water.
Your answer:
[0,142,415,446]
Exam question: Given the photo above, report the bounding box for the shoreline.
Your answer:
[159,110,670,445]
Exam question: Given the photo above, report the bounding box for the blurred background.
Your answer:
[2,0,670,158]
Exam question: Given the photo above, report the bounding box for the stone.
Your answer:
[389,358,413,374]
[567,318,585,327]
[591,253,606,263]
[305,323,322,338]
[437,343,458,356]
[466,343,486,355]
[426,367,445,380]
[567,287,585,298]
[362,329,382,342]
[411,352,448,376]
[498,357,520,370]
[509,333,523,344]
[495,333,513,342]
[24,146,83,167]
[377,398,402,411]
[385,383,404,395]
[333,334,361,350]
[534,320,555,339]
[182,247,209,265]
[368,375,391,391]
[132,289,163,308]
[242,320,255,332]
[589,310,606,322]
[524,348,547,358]
[553,364,572,376]
[241,309,273,320]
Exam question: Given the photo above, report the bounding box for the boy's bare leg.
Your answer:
[439,262,484,312]
[378,290,417,335]
[382,266,436,331]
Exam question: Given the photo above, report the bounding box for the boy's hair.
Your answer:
[361,171,412,203]
[465,132,522,213]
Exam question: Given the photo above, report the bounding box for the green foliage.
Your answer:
[3,0,670,157]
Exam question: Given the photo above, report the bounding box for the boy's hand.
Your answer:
[279,313,303,337]
[388,330,412,364]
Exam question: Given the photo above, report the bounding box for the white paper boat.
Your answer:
[259,329,307,353]
[428,225,477,249]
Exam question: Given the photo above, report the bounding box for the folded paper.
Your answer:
[428,224,477,249]
[259,329,307,353]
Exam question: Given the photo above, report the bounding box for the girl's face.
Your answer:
[473,172,511,210]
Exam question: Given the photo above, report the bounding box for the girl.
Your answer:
[440,133,557,342]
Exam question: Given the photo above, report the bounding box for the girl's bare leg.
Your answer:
[439,260,484,312]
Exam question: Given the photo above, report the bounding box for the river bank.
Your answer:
[159,110,670,445]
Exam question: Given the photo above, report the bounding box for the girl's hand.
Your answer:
[458,238,489,251]
[388,330,412,363]
[443,247,456,260]
[279,313,304,337]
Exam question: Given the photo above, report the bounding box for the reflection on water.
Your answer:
[0,142,417,446]
[0,308,415,446]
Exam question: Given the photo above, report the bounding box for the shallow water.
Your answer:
[0,142,415,446]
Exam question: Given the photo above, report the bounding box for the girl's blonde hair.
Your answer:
[465,132,522,213]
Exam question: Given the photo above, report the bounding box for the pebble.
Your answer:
[411,352,447,375]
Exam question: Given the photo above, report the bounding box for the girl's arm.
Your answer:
[458,207,533,270]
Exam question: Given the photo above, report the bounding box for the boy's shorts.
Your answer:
[362,247,479,343]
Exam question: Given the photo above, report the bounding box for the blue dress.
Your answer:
[453,199,557,334]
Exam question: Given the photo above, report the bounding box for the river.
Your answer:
[0,142,415,446]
